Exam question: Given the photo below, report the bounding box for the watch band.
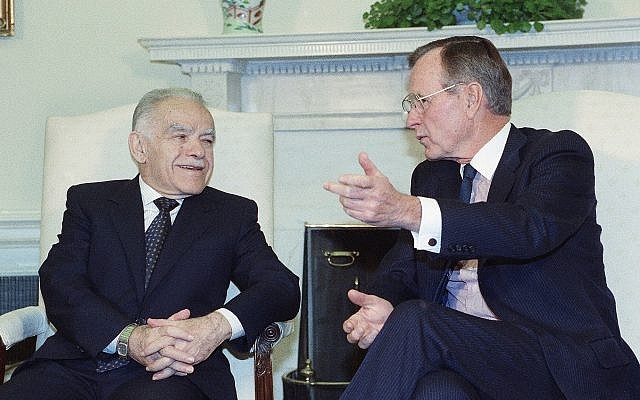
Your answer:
[116,323,138,359]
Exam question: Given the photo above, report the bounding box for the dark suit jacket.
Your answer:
[370,125,640,399]
[36,177,300,398]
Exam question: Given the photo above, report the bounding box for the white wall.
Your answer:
[0,1,639,399]
[0,0,638,215]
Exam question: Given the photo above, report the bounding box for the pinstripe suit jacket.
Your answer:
[370,125,640,399]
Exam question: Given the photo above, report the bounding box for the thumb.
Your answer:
[168,308,191,321]
[347,289,369,307]
[358,152,381,177]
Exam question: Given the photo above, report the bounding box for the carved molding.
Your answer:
[244,55,408,75]
[178,46,639,76]
[182,60,246,75]
[140,17,640,76]
[502,45,640,66]
[512,68,553,100]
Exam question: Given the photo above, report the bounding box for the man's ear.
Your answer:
[464,82,483,117]
[129,131,147,164]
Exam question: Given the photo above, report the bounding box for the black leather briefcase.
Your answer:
[284,224,399,400]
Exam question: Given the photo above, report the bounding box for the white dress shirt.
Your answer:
[412,122,511,319]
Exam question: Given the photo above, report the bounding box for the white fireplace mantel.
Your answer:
[139,17,640,111]
[140,17,640,62]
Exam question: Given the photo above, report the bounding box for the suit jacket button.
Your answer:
[428,238,437,247]
[455,244,462,252]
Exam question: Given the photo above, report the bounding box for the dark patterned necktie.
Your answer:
[97,197,179,373]
[96,352,129,373]
[144,197,179,290]
[459,164,477,203]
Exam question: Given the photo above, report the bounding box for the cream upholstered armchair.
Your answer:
[0,104,292,400]
[511,90,640,354]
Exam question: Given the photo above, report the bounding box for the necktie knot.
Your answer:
[463,164,477,181]
[154,197,179,212]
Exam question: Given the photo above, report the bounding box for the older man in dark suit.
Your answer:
[324,36,639,399]
[0,88,300,400]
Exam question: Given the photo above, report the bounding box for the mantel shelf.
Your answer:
[140,17,640,63]
[137,17,640,111]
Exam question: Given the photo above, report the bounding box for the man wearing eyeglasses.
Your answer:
[324,36,639,399]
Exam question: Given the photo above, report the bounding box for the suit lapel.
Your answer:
[439,166,462,200]
[107,177,146,304]
[416,160,461,200]
[487,124,526,203]
[145,189,218,295]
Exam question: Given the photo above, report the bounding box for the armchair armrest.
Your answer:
[0,306,50,350]
[253,321,294,400]
[0,306,51,384]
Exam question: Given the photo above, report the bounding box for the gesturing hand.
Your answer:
[323,152,421,231]
[343,289,393,349]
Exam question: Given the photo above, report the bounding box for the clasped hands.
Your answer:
[127,309,231,380]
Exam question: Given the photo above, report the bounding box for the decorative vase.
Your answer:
[453,5,474,25]
[221,0,266,34]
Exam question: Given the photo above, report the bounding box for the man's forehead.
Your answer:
[155,99,213,124]
[409,51,443,91]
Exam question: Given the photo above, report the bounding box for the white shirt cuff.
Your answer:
[411,196,442,252]
[216,308,245,340]
[104,336,118,354]
[103,308,245,353]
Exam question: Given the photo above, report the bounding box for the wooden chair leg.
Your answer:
[254,323,282,400]
[254,348,273,400]
[0,338,6,385]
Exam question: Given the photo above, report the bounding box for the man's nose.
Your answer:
[184,138,205,158]
[405,109,421,129]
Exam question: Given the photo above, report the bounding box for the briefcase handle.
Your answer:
[323,251,360,268]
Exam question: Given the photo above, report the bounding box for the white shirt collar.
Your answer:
[138,177,184,208]
[462,121,511,181]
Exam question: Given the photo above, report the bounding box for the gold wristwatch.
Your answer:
[116,323,138,359]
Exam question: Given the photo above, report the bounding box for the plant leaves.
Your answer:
[362,0,583,34]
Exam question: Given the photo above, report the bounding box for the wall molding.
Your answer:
[0,212,40,248]
[0,212,41,276]
[140,17,640,76]
[179,45,640,77]
[274,111,406,132]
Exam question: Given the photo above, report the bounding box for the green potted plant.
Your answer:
[363,0,587,34]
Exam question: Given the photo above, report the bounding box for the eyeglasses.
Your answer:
[402,83,465,113]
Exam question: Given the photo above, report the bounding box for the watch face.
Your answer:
[117,342,128,357]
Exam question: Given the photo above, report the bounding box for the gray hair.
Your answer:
[132,88,208,132]
[408,36,512,116]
